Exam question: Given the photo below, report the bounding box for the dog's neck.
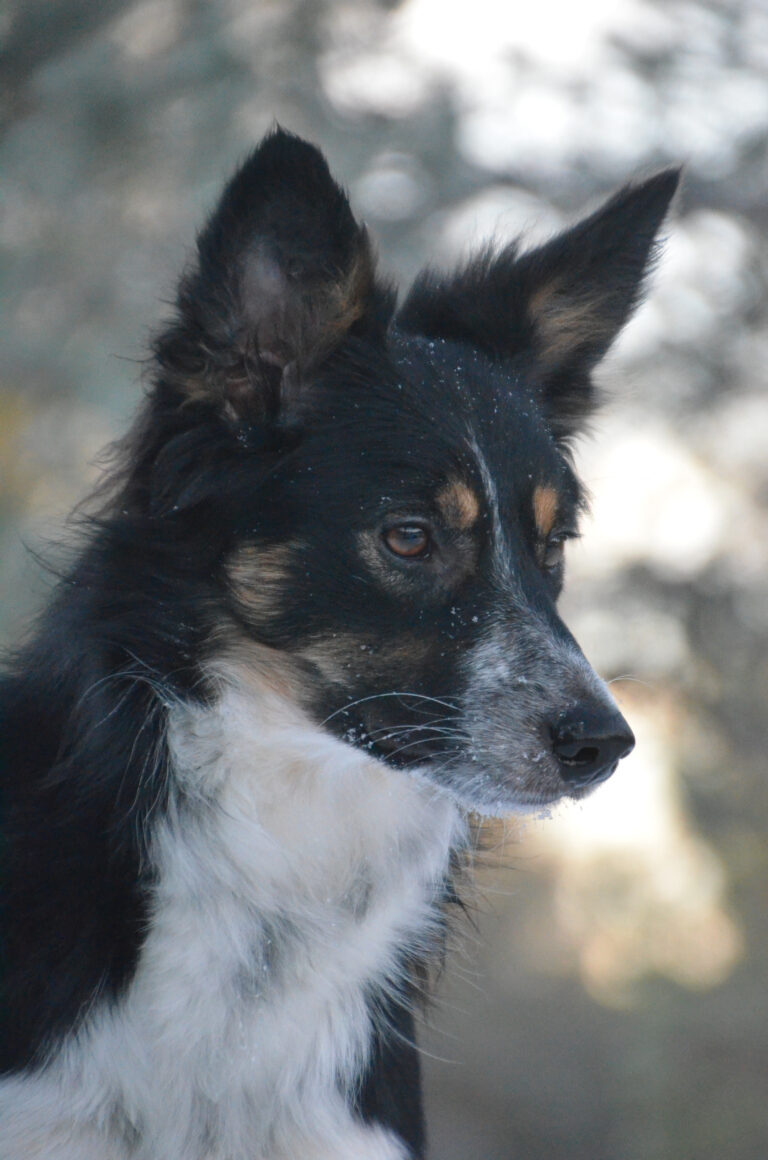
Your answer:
[165,659,464,900]
[144,663,465,1153]
[16,662,465,1159]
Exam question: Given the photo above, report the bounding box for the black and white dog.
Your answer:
[0,130,677,1159]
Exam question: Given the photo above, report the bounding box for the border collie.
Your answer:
[0,130,678,1159]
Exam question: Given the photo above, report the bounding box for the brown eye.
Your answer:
[383,525,431,559]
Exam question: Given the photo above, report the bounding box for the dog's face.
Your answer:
[140,130,678,815]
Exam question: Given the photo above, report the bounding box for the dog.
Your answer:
[0,129,677,1159]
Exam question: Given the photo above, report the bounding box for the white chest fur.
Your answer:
[0,669,464,1160]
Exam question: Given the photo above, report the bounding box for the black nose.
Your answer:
[551,706,635,789]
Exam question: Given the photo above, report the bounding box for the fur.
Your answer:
[0,129,678,1158]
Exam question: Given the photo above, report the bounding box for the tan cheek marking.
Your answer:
[211,640,308,703]
[226,541,302,624]
[533,484,560,540]
[436,479,481,531]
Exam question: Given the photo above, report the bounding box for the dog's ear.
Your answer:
[154,128,388,423]
[398,169,680,439]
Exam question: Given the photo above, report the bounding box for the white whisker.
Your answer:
[321,691,460,726]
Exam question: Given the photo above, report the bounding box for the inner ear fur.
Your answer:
[153,128,388,424]
[514,168,681,373]
[239,238,375,373]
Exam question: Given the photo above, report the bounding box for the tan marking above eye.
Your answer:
[436,478,480,531]
[532,484,560,540]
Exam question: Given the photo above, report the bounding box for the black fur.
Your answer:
[0,129,678,1157]
[357,995,427,1157]
[399,168,679,440]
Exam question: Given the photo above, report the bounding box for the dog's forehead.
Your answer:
[387,331,570,520]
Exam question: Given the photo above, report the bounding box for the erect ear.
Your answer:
[398,169,681,440]
[154,128,390,423]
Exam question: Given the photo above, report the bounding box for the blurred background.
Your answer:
[1,0,767,1156]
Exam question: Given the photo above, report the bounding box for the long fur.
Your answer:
[0,129,678,1158]
[2,662,462,1159]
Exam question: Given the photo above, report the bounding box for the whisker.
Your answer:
[607,674,653,690]
[393,696,460,720]
[384,736,461,760]
[321,691,460,726]
[363,720,468,742]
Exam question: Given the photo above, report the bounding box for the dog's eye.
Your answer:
[383,524,431,559]
[543,538,565,571]
[542,531,579,574]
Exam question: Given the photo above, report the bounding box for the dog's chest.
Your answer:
[110,680,463,1153]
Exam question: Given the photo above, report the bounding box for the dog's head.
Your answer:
[135,129,678,815]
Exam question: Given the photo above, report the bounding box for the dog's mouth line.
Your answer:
[336,715,549,775]
[332,711,629,799]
